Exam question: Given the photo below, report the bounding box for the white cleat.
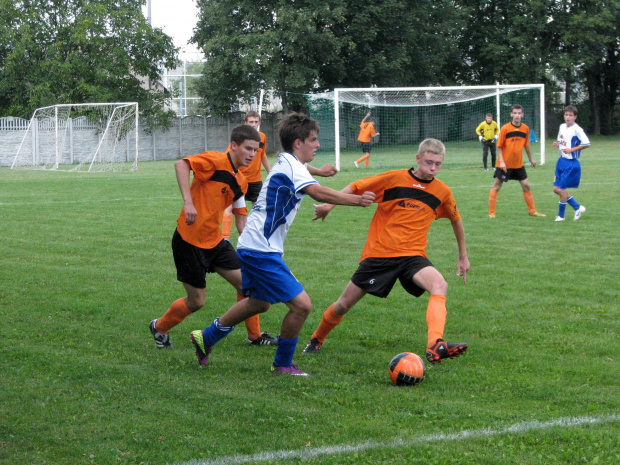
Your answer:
[554,216,565,222]
[354,161,359,168]
[574,205,586,220]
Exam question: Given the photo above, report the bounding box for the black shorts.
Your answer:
[245,181,263,203]
[350,256,434,298]
[171,229,240,289]
[361,142,372,153]
[494,166,528,182]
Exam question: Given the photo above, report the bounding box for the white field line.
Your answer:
[171,413,620,465]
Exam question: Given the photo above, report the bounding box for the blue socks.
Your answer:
[567,196,580,210]
[558,201,567,218]
[273,336,298,367]
[202,318,235,347]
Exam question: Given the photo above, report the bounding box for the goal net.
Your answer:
[304,85,545,171]
[11,102,139,172]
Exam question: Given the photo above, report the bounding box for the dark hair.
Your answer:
[230,124,261,145]
[486,113,493,118]
[245,110,261,122]
[564,105,578,116]
[511,104,524,112]
[278,112,320,153]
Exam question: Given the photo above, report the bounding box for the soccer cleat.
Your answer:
[554,216,565,222]
[574,205,586,220]
[302,337,322,354]
[529,211,546,217]
[271,364,310,377]
[149,319,172,349]
[425,338,468,364]
[489,213,496,218]
[190,330,212,365]
[354,161,359,168]
[248,332,278,346]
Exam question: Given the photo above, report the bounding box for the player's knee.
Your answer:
[186,298,204,312]
[429,277,448,296]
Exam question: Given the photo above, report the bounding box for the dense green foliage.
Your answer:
[1,138,619,464]
[0,0,180,128]
[191,0,620,134]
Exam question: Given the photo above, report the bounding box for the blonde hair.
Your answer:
[418,138,445,157]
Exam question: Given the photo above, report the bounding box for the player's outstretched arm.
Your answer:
[451,219,469,283]
[174,159,198,225]
[304,184,374,208]
[308,163,338,177]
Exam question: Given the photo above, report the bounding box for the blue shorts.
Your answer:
[554,157,581,189]
[237,249,304,304]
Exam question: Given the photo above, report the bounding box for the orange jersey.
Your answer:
[357,122,376,143]
[350,169,460,262]
[176,151,248,249]
[497,122,530,169]
[226,131,267,183]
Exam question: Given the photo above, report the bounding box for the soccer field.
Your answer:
[1,137,619,464]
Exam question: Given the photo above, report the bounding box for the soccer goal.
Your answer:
[305,85,545,171]
[11,102,139,172]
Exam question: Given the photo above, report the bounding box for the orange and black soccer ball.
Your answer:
[389,352,426,386]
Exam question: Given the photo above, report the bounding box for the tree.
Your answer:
[191,0,462,115]
[0,0,180,128]
[550,0,620,134]
[192,0,348,114]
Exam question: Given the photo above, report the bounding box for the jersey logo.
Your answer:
[398,200,421,210]
[412,183,426,189]
[369,279,375,284]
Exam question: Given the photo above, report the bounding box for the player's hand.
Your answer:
[531,160,538,168]
[456,257,470,283]
[562,148,572,154]
[553,141,560,148]
[184,202,198,225]
[312,203,332,221]
[359,191,375,207]
[479,136,483,142]
[492,137,497,143]
[318,163,338,177]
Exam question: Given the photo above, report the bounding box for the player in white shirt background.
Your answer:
[552,105,591,221]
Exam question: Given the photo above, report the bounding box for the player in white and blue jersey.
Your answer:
[189,113,375,376]
[552,105,591,221]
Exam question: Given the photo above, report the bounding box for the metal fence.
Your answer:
[0,112,285,167]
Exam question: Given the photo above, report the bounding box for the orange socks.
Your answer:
[355,154,370,167]
[222,211,233,239]
[523,190,536,214]
[426,294,447,347]
[312,305,344,343]
[489,189,497,215]
[156,298,192,334]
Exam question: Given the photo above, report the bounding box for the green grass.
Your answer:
[1,137,619,465]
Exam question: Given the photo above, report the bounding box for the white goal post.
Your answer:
[331,84,545,171]
[11,102,139,172]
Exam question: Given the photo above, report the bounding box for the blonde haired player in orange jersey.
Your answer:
[354,112,380,168]
[489,104,545,218]
[303,138,470,364]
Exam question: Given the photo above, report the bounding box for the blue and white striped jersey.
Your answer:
[557,123,590,159]
[237,152,318,255]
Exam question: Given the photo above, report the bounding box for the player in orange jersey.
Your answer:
[303,138,470,364]
[354,112,380,168]
[149,124,264,349]
[489,104,545,218]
